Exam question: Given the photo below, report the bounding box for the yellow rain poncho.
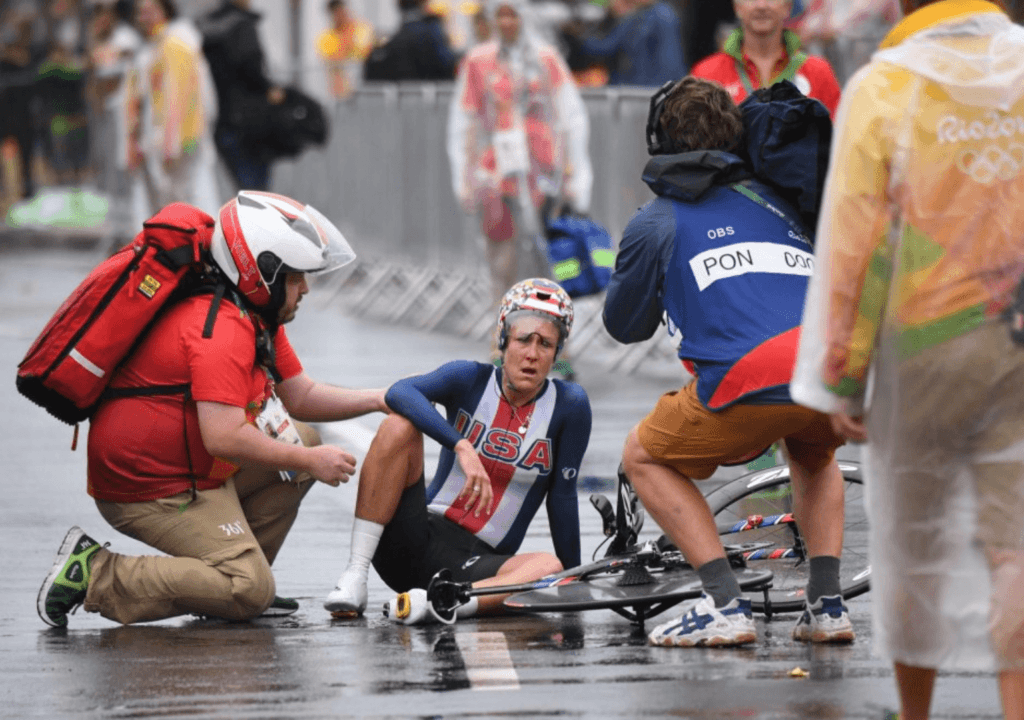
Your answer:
[793,0,1024,671]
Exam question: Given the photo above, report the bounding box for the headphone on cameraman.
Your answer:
[645,79,681,156]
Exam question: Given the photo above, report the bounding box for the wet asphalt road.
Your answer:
[0,246,1004,719]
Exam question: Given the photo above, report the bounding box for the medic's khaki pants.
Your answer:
[83,423,319,624]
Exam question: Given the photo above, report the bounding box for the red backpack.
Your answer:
[17,203,216,426]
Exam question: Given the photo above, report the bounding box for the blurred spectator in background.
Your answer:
[792,0,901,85]
[692,0,841,117]
[200,0,284,192]
[37,0,90,187]
[471,4,491,45]
[565,0,687,87]
[316,0,375,99]
[447,0,592,374]
[0,9,42,202]
[363,0,458,82]
[87,0,141,246]
[558,0,616,88]
[126,0,219,224]
[428,0,485,53]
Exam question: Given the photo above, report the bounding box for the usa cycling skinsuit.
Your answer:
[372,360,591,592]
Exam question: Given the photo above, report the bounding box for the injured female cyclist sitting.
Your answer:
[324,278,592,623]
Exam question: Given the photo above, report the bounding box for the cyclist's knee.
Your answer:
[376,413,421,449]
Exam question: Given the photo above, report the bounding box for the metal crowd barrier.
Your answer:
[273,83,684,378]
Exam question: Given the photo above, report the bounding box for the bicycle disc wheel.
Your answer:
[706,460,870,615]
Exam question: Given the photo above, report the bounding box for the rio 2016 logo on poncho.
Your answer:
[937,111,1024,145]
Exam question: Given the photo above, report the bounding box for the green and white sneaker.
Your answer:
[37,526,104,628]
[261,596,300,617]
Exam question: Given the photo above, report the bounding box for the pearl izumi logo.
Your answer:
[461,556,481,570]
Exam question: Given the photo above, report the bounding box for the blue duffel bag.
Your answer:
[545,214,616,299]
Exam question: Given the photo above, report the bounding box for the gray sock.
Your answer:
[807,555,842,605]
[697,557,742,608]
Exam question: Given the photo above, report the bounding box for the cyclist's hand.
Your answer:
[304,445,357,486]
[454,439,493,517]
[829,411,867,443]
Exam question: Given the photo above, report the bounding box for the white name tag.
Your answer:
[254,394,303,481]
[689,242,814,291]
[492,127,530,177]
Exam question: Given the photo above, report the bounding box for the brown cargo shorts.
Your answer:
[636,381,845,479]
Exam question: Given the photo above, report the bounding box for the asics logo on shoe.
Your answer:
[814,597,846,618]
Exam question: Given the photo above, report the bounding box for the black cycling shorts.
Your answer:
[372,476,514,593]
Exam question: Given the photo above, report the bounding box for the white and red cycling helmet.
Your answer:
[497,278,574,354]
[210,191,355,310]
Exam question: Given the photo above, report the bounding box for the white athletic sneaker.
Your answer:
[791,595,855,643]
[323,568,368,618]
[383,588,456,625]
[648,593,756,647]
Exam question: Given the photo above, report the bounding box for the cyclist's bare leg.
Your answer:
[894,662,936,720]
[471,552,563,613]
[784,447,844,558]
[354,414,425,524]
[622,427,726,570]
[325,414,423,614]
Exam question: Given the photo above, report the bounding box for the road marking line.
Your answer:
[456,631,520,691]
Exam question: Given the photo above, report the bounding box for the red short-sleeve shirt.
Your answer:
[87,296,302,502]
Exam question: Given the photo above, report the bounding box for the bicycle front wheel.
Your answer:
[706,460,870,615]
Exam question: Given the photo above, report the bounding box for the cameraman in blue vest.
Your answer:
[603,76,850,648]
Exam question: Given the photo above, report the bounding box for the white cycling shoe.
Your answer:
[383,588,456,625]
[323,568,368,618]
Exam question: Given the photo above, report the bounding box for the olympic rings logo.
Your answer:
[955,143,1024,184]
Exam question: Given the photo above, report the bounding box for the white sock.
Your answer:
[456,596,479,619]
[344,517,384,578]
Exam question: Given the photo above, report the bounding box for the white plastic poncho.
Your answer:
[792,1,1024,671]
[127,18,220,225]
[446,0,593,217]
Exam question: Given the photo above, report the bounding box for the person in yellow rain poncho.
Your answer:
[316,0,375,99]
[126,0,219,223]
[791,1,1024,718]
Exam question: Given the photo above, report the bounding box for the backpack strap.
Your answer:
[730,181,811,246]
[202,280,227,339]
